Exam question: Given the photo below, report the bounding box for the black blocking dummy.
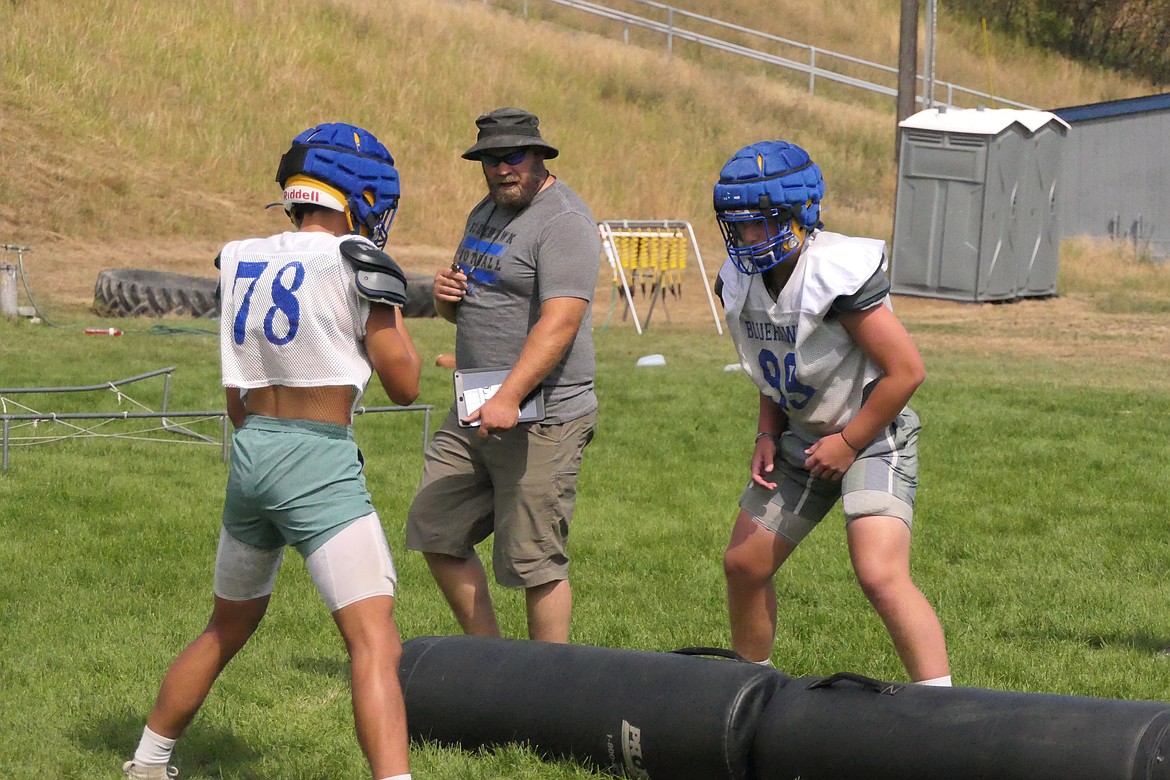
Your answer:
[752,672,1170,780]
[398,635,784,780]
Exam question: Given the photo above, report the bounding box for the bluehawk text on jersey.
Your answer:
[743,320,796,344]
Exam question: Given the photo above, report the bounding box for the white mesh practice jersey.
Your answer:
[720,231,890,439]
[218,231,373,409]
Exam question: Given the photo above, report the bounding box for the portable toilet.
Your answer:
[891,107,1069,302]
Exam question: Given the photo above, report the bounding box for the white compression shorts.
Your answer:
[214,511,397,612]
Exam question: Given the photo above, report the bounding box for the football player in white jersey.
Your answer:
[715,140,951,686]
[123,123,421,780]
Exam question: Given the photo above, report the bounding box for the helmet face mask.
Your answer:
[275,123,400,248]
[718,207,808,274]
[368,202,396,249]
[713,141,825,275]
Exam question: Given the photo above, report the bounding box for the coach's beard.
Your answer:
[488,169,543,209]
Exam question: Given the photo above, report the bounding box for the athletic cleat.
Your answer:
[122,760,179,779]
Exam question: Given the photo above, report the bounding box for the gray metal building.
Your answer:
[890,107,1069,302]
[1050,93,1170,260]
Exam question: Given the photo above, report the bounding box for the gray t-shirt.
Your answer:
[452,178,600,423]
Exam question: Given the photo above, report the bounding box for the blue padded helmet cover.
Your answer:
[277,122,400,240]
[713,141,824,231]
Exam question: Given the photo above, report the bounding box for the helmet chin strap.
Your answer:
[784,222,810,253]
[755,220,809,272]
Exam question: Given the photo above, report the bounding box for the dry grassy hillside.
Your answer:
[0,0,1156,311]
[500,0,1157,110]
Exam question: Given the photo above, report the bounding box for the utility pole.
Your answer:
[923,0,937,109]
[896,0,919,161]
[891,0,919,279]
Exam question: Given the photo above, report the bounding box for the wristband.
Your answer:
[839,430,862,453]
[755,432,774,443]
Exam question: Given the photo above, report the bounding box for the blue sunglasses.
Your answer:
[479,148,529,167]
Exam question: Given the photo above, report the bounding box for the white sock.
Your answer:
[750,657,774,668]
[916,675,952,687]
[133,725,176,765]
[379,775,412,780]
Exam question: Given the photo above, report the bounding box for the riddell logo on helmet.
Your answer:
[285,187,320,202]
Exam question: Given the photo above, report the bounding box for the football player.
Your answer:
[124,123,420,780]
[715,140,951,686]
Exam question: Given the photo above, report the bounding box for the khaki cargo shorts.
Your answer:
[406,409,596,588]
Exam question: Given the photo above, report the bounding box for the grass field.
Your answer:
[2,240,1170,777]
[3,0,1169,776]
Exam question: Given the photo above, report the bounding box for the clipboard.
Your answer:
[454,367,545,427]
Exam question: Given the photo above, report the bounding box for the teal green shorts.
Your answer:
[222,416,374,557]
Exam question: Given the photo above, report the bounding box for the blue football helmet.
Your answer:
[713,140,825,274]
[275,122,400,248]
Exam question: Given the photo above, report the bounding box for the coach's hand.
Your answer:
[435,263,468,303]
[466,393,521,439]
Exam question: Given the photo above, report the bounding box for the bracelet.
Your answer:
[755,432,774,442]
[839,430,862,453]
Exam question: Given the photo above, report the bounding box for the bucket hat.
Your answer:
[461,107,560,161]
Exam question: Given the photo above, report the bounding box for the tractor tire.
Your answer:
[93,268,437,319]
[93,269,218,318]
[402,271,437,318]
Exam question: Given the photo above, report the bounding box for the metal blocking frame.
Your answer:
[599,219,723,336]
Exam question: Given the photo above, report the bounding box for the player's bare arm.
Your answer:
[840,304,924,440]
[225,387,246,429]
[366,303,422,405]
[805,304,925,478]
[752,393,787,489]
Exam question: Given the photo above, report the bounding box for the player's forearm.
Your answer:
[841,371,923,448]
[225,387,247,429]
[757,393,788,436]
[374,350,421,405]
[368,307,422,405]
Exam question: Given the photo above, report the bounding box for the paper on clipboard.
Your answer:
[454,367,545,427]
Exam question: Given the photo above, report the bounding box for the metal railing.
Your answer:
[483,0,1036,110]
